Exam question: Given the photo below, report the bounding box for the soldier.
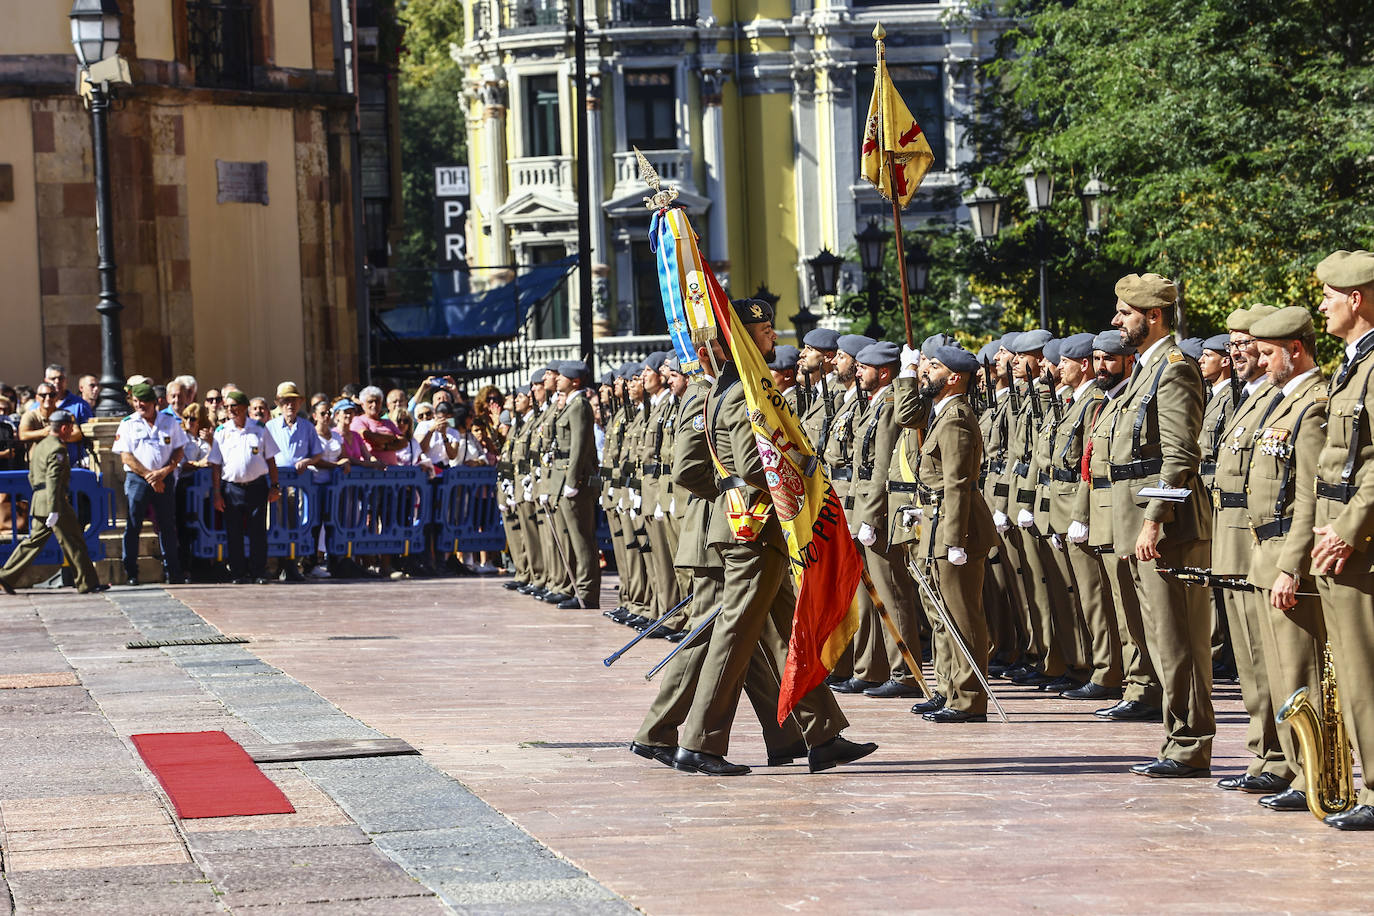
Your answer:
[638,352,682,618]
[551,360,601,609]
[660,355,693,623]
[798,328,841,452]
[1243,305,1327,813]
[980,335,1028,672]
[1197,333,1237,679]
[505,384,541,592]
[1211,304,1289,794]
[767,344,802,416]
[1105,273,1214,779]
[619,363,657,623]
[1309,249,1374,829]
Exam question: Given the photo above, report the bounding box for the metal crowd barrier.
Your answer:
[0,469,112,566]
[432,466,505,553]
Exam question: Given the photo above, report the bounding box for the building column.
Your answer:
[791,63,819,312]
[585,73,612,336]
[701,68,730,288]
[481,74,510,271]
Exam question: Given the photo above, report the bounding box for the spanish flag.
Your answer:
[860,56,934,208]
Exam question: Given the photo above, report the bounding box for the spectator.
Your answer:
[310,391,330,412]
[385,388,408,420]
[78,374,99,411]
[416,401,458,468]
[164,375,197,419]
[248,396,271,424]
[340,383,360,400]
[389,407,428,471]
[153,385,168,410]
[312,399,336,463]
[15,386,35,413]
[449,403,490,467]
[203,388,225,425]
[19,383,81,462]
[0,398,20,471]
[265,381,328,582]
[408,375,457,413]
[40,365,91,464]
[177,403,215,581]
[332,399,373,467]
[209,390,280,585]
[352,386,405,465]
[112,382,188,586]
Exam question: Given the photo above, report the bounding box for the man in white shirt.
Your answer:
[113,382,190,585]
[209,390,280,584]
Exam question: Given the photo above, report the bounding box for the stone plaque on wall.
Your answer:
[215,160,269,205]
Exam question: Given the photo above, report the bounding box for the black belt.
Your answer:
[1109,457,1162,481]
[830,467,853,481]
[552,448,569,459]
[626,476,642,489]
[1253,517,1292,541]
[1092,476,1112,490]
[1013,461,1031,479]
[888,481,921,494]
[642,463,662,478]
[497,461,513,474]
[1316,480,1354,503]
[844,495,854,510]
[1051,467,1079,483]
[31,483,45,491]
[1015,488,1036,503]
[1037,472,1051,486]
[993,483,1009,498]
[1217,491,1247,509]
[988,459,1007,475]
[1038,498,1050,513]
[717,476,746,493]
[857,468,874,481]
[516,459,531,474]
[586,474,603,487]
[1200,461,1216,477]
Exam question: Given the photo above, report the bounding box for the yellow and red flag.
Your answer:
[860,54,934,208]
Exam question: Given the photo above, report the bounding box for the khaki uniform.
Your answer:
[980,386,1026,663]
[619,401,654,616]
[820,385,868,680]
[497,421,529,581]
[599,404,630,605]
[0,433,101,591]
[1199,380,1235,670]
[533,399,572,594]
[640,390,682,616]
[801,378,836,453]
[553,390,601,607]
[1032,383,1090,681]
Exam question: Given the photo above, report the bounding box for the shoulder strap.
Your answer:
[1131,356,1172,458]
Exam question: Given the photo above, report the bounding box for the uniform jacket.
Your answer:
[1314,337,1374,573]
[1198,380,1235,494]
[1046,384,1105,535]
[1211,380,1281,575]
[554,391,596,492]
[822,386,864,498]
[981,386,1013,514]
[703,366,777,550]
[917,396,995,559]
[801,379,835,453]
[28,434,72,519]
[887,377,931,548]
[671,381,717,568]
[848,385,897,539]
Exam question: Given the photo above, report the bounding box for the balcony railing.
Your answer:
[609,0,696,24]
[500,0,566,31]
[186,1,254,90]
[509,156,574,200]
[613,149,692,192]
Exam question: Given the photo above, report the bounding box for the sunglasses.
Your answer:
[205,396,222,402]
[38,392,57,399]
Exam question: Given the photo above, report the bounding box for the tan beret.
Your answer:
[1114,273,1178,312]
[1250,305,1314,341]
[1225,308,1251,332]
[1230,304,1280,333]
[1316,250,1374,289]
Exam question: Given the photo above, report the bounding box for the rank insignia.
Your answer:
[692,414,705,431]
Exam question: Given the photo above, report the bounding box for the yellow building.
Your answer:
[0,0,400,397]
[457,0,1007,359]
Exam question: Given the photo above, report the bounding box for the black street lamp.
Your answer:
[903,238,931,331]
[753,282,781,313]
[70,0,128,417]
[798,248,842,345]
[1021,163,1055,331]
[963,182,1003,242]
[1080,174,1115,237]
[855,220,892,338]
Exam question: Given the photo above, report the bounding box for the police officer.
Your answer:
[209,390,281,585]
[113,381,190,585]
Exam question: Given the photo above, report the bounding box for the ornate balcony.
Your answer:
[612,149,695,196]
[508,156,575,200]
[500,0,566,31]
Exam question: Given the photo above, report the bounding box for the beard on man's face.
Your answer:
[920,377,945,400]
[1095,368,1124,390]
[1121,318,1147,349]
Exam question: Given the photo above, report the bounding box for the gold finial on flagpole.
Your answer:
[872,22,885,41]
[635,145,680,210]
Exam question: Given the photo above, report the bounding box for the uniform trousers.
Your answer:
[929,552,989,715]
[1004,526,1062,674]
[222,477,269,580]
[1065,541,1123,689]
[854,540,921,687]
[555,489,600,607]
[1105,552,1163,706]
[1253,588,1324,785]
[1221,586,1284,778]
[1039,534,1090,680]
[503,503,529,580]
[124,474,182,583]
[984,541,1025,664]
[0,506,99,591]
[1313,573,1374,805]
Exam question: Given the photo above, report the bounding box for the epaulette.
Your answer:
[1167,349,1184,364]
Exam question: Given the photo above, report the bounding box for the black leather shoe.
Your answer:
[1237,772,1291,795]
[1135,758,1210,778]
[629,741,676,767]
[1094,699,1163,721]
[829,677,883,694]
[0,577,14,595]
[911,693,947,714]
[823,673,850,687]
[556,598,584,609]
[543,592,571,604]
[1259,788,1309,811]
[78,583,111,594]
[517,584,540,595]
[126,577,140,588]
[1001,664,1035,681]
[987,661,1014,677]
[807,735,878,773]
[862,679,924,698]
[1040,676,1082,693]
[923,707,987,723]
[1062,682,1121,701]
[253,577,271,585]
[1130,758,1161,775]
[646,627,674,639]
[673,748,750,776]
[665,631,686,642]
[1325,804,1374,830]
[1216,774,1246,790]
[1011,670,1057,687]
[282,565,305,583]
[766,740,809,767]
[503,580,527,591]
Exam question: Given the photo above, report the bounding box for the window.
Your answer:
[524,75,562,157]
[530,245,570,339]
[856,64,946,173]
[186,1,255,90]
[631,238,668,335]
[615,0,672,23]
[624,70,676,151]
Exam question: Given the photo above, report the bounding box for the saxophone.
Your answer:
[1276,643,1355,820]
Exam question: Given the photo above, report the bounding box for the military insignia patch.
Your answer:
[1167,351,1184,363]
[692,414,705,431]
[750,303,763,319]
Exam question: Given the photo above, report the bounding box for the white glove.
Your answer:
[1051,534,1064,551]
[668,497,675,514]
[947,546,967,566]
[901,507,922,527]
[857,523,877,547]
[45,512,59,529]
[631,492,642,511]
[521,475,533,491]
[1067,520,1089,544]
[563,485,578,498]
[653,505,665,520]
[522,487,533,503]
[900,345,920,369]
[538,493,549,505]
[993,510,1010,533]
[1017,509,1035,528]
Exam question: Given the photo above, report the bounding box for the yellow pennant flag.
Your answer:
[860,56,935,208]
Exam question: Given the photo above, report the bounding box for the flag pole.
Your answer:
[874,24,913,350]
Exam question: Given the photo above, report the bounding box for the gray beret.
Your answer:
[1011,329,1052,354]
[530,369,547,386]
[49,409,73,425]
[838,334,876,358]
[560,360,591,382]
[802,328,840,350]
[921,333,955,359]
[768,344,800,371]
[731,298,774,325]
[1042,338,1062,366]
[616,363,640,380]
[664,355,681,373]
[1092,329,1134,356]
[932,345,978,375]
[1202,334,1231,353]
[1058,332,1095,361]
[598,372,614,387]
[977,342,998,365]
[999,332,1019,351]
[856,341,901,368]
[515,384,531,395]
[544,360,562,374]
[1180,337,1204,360]
[643,351,667,373]
[498,409,511,426]
[1250,305,1315,341]
[1316,250,1374,288]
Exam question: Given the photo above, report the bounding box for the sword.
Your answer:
[538,498,583,609]
[645,606,722,681]
[906,553,1010,723]
[602,593,693,666]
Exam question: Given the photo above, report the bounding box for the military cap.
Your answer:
[1058,332,1096,362]
[1092,329,1134,356]
[560,359,591,382]
[999,332,1019,351]
[977,341,998,365]
[617,360,641,377]
[921,333,955,359]
[856,340,901,368]
[224,390,249,406]
[48,409,73,425]
[129,382,157,401]
[544,360,562,373]
[642,352,668,372]
[597,372,614,387]
[664,355,681,373]
[1316,249,1374,288]
[1231,304,1279,332]
[838,334,876,358]
[1251,305,1315,341]
[516,384,532,395]
[802,327,841,351]
[730,298,774,325]
[1179,337,1204,360]
[1202,333,1231,354]
[932,345,978,375]
[1114,273,1178,312]
[1043,338,1062,366]
[1010,329,1052,354]
[768,344,800,371]
[331,398,359,414]
[529,369,547,386]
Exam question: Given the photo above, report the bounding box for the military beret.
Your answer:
[516,384,532,395]
[838,334,876,358]
[544,360,562,373]
[617,361,641,378]
[1010,329,1052,354]
[1092,329,1134,356]
[1316,249,1374,289]
[1042,338,1062,366]
[977,341,998,365]
[1114,273,1178,312]
[129,382,157,401]
[921,333,955,359]
[932,345,978,375]
[597,372,614,387]
[802,328,840,351]
[529,369,547,386]
[1228,305,1282,333]
[664,355,681,374]
[642,352,667,373]
[1179,337,1204,361]
[48,409,73,425]
[1058,333,1096,362]
[731,298,774,325]
[856,341,901,368]
[224,390,249,406]
[560,360,591,382]
[768,344,800,371]
[999,332,1019,351]
[1202,334,1231,354]
[1251,305,1315,341]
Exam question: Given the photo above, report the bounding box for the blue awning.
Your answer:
[380,257,576,340]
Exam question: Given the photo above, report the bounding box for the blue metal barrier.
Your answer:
[323,466,431,558]
[0,469,112,565]
[181,467,324,560]
[432,466,505,553]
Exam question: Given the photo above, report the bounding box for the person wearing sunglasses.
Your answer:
[17,385,83,462]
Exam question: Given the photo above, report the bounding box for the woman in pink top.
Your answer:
[350,386,404,465]
[333,400,374,466]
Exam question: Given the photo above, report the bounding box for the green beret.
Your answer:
[1250,305,1314,341]
[1114,273,1178,312]
[1316,250,1374,289]
[224,390,249,407]
[129,382,156,401]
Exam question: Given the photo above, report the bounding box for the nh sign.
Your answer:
[434,164,470,271]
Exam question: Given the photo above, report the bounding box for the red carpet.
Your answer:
[131,731,296,819]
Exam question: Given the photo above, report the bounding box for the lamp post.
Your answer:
[855,219,891,338]
[1021,163,1055,331]
[904,239,930,328]
[1080,173,1115,238]
[70,0,128,417]
[963,181,1004,243]
[799,247,843,343]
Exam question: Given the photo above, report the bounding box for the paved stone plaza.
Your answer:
[0,578,1369,913]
